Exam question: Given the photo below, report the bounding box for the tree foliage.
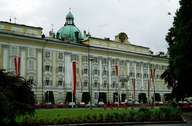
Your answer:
[0,69,35,124]
[162,0,192,99]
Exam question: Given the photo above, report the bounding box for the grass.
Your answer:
[16,106,183,125]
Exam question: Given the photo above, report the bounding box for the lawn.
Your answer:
[17,107,183,125]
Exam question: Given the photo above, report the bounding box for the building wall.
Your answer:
[0,30,169,104]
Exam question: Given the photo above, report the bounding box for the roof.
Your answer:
[89,36,150,49]
[0,21,43,30]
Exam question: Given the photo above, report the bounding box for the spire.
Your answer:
[65,9,74,25]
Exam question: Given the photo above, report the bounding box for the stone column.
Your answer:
[141,62,144,91]
[37,49,43,88]
[108,58,112,103]
[134,61,137,101]
[126,61,130,100]
[52,51,56,87]
[20,47,26,78]
[99,57,102,92]
[3,46,9,71]
[37,49,43,103]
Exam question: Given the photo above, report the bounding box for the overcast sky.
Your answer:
[0,0,180,53]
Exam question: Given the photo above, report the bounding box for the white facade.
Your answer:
[0,21,170,104]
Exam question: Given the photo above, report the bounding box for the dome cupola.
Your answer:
[56,11,84,42]
[65,11,74,25]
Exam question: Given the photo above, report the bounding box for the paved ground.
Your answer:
[134,124,189,126]
[182,112,192,123]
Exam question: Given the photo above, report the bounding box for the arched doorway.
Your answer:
[82,92,90,104]
[121,94,126,102]
[154,93,161,102]
[138,93,147,103]
[65,92,76,104]
[45,91,55,104]
[98,92,107,103]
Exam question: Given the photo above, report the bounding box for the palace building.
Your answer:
[0,11,169,104]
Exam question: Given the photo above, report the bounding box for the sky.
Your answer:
[0,0,180,53]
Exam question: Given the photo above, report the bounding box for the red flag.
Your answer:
[150,68,155,82]
[18,57,21,75]
[115,65,119,77]
[72,62,77,97]
[14,56,21,76]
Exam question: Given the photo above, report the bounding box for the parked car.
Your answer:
[85,102,96,108]
[97,101,105,107]
[78,102,86,107]
[68,102,76,108]
[178,101,192,111]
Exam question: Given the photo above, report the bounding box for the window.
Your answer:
[94,81,98,88]
[11,46,17,56]
[111,59,116,65]
[143,73,148,79]
[82,56,88,63]
[28,48,36,57]
[93,57,99,64]
[112,81,116,88]
[121,82,125,88]
[58,52,63,59]
[45,79,50,86]
[102,58,107,65]
[83,81,88,87]
[58,80,63,86]
[136,73,141,78]
[94,69,99,75]
[83,68,88,74]
[129,72,135,77]
[103,67,107,75]
[143,63,148,68]
[45,51,50,58]
[156,74,160,79]
[103,81,107,88]
[58,66,63,72]
[45,65,51,72]
[29,60,34,71]
[111,70,115,76]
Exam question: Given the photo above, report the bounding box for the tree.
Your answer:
[163,0,192,99]
[0,69,35,124]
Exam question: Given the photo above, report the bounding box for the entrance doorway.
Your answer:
[98,92,107,103]
[82,92,90,104]
[45,91,55,104]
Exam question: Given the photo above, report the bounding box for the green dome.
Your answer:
[56,11,84,42]
[57,25,83,42]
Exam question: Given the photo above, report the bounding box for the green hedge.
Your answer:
[17,106,182,125]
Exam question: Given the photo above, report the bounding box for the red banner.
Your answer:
[72,62,77,97]
[115,65,119,77]
[14,56,21,76]
[150,68,156,82]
